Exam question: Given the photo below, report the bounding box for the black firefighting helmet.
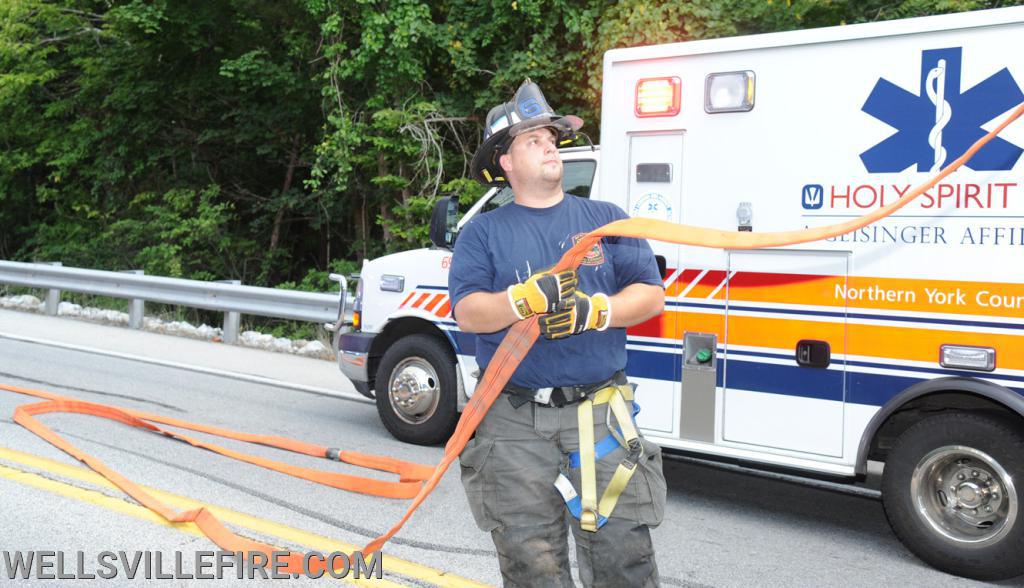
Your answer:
[470,79,584,186]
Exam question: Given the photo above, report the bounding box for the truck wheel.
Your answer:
[375,334,458,446]
[881,412,1024,581]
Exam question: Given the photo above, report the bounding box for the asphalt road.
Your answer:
[0,310,1019,587]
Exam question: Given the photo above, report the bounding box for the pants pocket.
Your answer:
[459,436,500,531]
[637,437,667,526]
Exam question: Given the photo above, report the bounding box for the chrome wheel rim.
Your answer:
[910,445,1017,545]
[387,357,440,425]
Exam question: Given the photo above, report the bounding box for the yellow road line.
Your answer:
[0,462,205,536]
[0,446,491,587]
[0,462,398,586]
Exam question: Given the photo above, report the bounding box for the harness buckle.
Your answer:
[579,507,599,532]
[622,438,643,469]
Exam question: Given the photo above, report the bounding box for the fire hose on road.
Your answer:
[3,101,1022,575]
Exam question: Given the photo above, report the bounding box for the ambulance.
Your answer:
[334,7,1024,580]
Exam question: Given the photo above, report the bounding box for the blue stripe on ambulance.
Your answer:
[623,348,1024,406]
[441,328,1023,406]
[447,334,1024,404]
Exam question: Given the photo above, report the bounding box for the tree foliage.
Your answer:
[2,0,1019,288]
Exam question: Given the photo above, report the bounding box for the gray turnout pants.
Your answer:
[459,391,667,587]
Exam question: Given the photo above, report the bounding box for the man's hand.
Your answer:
[507,269,578,320]
[538,291,611,339]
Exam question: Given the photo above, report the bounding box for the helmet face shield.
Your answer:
[471,79,583,186]
[508,114,583,139]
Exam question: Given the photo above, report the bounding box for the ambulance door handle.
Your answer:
[796,340,830,368]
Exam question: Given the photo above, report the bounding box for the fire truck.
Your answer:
[335,7,1024,580]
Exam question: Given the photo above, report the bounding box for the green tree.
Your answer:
[3,0,1020,294]
[1,0,326,283]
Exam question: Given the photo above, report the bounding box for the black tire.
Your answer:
[881,412,1024,581]
[374,334,459,445]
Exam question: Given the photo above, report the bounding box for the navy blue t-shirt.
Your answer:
[448,194,662,389]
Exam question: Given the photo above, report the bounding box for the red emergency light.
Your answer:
[635,77,681,117]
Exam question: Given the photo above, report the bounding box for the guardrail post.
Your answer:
[218,279,241,344]
[43,261,62,316]
[121,269,145,329]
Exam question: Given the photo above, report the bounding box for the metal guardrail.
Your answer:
[0,260,353,344]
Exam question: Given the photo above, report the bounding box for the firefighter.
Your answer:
[449,79,667,587]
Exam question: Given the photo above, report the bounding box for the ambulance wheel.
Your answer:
[881,412,1024,581]
[375,334,458,446]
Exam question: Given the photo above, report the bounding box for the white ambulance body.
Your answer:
[336,7,1024,579]
[603,9,1024,470]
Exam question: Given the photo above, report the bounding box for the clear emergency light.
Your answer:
[705,71,755,113]
[380,274,405,292]
[940,345,996,372]
[635,77,681,117]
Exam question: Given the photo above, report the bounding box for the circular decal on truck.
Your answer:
[631,192,674,221]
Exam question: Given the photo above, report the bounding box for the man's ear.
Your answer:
[498,152,513,175]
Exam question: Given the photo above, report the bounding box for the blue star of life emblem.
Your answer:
[860,47,1024,173]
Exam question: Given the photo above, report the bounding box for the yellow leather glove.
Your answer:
[507,269,578,319]
[538,291,611,339]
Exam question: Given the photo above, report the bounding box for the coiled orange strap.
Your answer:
[5,102,1022,566]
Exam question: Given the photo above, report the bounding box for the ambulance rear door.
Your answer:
[622,131,684,434]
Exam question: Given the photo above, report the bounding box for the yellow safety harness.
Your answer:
[555,383,643,532]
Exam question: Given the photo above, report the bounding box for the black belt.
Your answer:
[503,371,627,408]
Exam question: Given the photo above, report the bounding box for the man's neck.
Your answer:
[513,185,564,209]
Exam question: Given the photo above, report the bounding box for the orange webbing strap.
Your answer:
[3,102,1022,560]
[13,398,316,573]
[1,385,419,573]
[363,310,540,553]
[2,384,433,494]
[362,101,1024,553]
[1,381,432,571]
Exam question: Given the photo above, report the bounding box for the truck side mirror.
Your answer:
[429,196,459,250]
